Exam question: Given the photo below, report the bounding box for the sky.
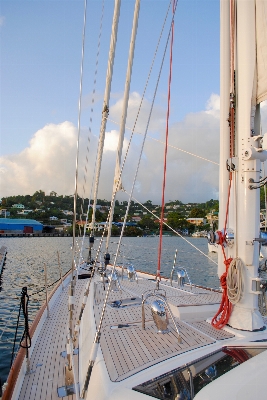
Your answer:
[0,0,266,205]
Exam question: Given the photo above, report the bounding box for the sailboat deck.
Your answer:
[94,277,222,307]
[17,279,85,400]
[16,274,225,399]
[100,321,215,382]
[94,276,230,383]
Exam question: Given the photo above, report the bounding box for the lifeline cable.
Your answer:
[10,301,22,368]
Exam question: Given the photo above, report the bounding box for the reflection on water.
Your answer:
[0,236,218,383]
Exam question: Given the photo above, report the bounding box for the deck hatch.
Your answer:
[133,346,267,399]
[100,320,215,382]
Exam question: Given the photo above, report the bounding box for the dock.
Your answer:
[0,233,71,238]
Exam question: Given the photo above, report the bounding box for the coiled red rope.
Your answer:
[211,254,233,329]
[211,177,233,329]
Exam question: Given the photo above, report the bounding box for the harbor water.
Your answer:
[0,236,219,384]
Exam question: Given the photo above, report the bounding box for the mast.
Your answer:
[218,0,231,279]
[106,0,140,251]
[91,0,121,234]
[219,0,267,331]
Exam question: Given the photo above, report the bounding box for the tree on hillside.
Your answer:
[33,190,45,203]
[189,208,206,218]
[260,187,266,210]
[138,215,157,231]
[143,200,154,209]
[167,212,188,230]
[124,226,142,236]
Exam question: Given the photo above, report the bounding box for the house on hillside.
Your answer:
[62,210,74,216]
[0,209,10,217]
[186,217,206,226]
[132,216,141,222]
[12,204,24,209]
[206,212,219,226]
[17,209,33,215]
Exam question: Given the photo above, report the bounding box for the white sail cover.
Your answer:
[256,0,267,103]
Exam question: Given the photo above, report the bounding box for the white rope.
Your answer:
[79,0,106,244]
[72,0,88,280]
[227,257,244,304]
[125,190,218,265]
[96,0,177,334]
[106,117,219,166]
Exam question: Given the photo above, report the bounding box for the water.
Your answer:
[0,236,218,384]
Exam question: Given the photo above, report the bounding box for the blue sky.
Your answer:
[1,0,220,153]
[0,0,240,203]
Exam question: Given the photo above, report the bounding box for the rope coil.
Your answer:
[227,258,244,304]
[19,287,31,352]
[10,287,32,368]
[211,178,235,329]
[211,257,233,330]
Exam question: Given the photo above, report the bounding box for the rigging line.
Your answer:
[105,117,219,166]
[87,0,180,372]
[249,176,267,184]
[91,0,173,254]
[91,0,122,236]
[124,190,218,266]
[10,301,22,368]
[264,163,267,231]
[79,0,106,234]
[158,0,176,279]
[84,12,188,363]
[109,0,180,283]
[78,0,176,339]
[106,0,141,251]
[149,136,219,165]
[229,0,236,159]
[72,0,88,278]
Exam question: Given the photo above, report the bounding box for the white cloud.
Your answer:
[0,122,78,196]
[108,92,220,203]
[131,99,220,203]
[205,93,220,118]
[0,94,220,203]
[109,91,166,135]
[2,93,267,205]
[0,16,5,27]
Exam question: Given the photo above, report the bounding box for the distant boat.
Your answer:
[192,231,207,237]
[208,242,219,253]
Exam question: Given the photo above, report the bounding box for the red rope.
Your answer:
[211,254,233,330]
[157,0,176,279]
[211,178,233,330]
[222,348,249,364]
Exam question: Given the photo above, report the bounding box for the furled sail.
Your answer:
[256,0,267,103]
